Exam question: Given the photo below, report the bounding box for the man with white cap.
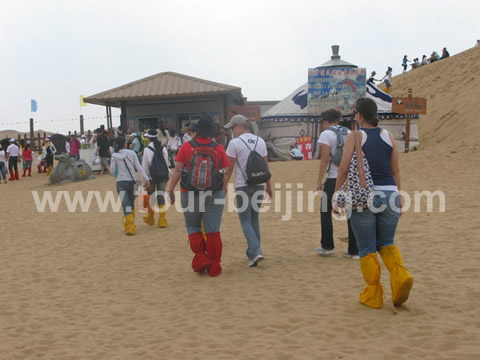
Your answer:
[80,135,87,149]
[6,138,21,180]
[224,114,272,268]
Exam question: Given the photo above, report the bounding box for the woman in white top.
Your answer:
[156,125,170,146]
[0,144,8,183]
[110,136,150,236]
[141,129,171,228]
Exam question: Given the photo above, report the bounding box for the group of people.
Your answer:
[109,114,271,277]
[367,47,451,94]
[315,98,413,309]
[368,67,393,93]
[0,137,58,182]
[106,100,412,309]
[406,47,450,70]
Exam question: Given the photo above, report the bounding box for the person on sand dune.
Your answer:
[335,98,413,309]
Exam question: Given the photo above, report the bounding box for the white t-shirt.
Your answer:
[183,133,192,143]
[168,136,182,151]
[6,144,21,157]
[318,125,351,178]
[226,133,268,188]
[0,150,6,162]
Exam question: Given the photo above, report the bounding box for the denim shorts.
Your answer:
[349,190,400,257]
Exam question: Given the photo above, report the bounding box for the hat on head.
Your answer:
[81,135,86,138]
[129,132,137,137]
[195,115,215,137]
[145,129,158,138]
[224,114,249,129]
[9,138,15,142]
[371,71,376,75]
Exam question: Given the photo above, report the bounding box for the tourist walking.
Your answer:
[0,144,8,183]
[166,115,229,277]
[96,128,111,176]
[6,138,21,180]
[44,137,56,176]
[316,109,359,259]
[335,97,413,309]
[142,129,171,228]
[380,67,393,93]
[224,114,272,267]
[21,143,33,177]
[110,136,150,236]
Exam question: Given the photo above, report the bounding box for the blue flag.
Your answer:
[31,99,38,112]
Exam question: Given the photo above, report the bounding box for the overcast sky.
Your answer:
[1,0,478,134]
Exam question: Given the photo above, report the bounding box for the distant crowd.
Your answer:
[367,46,450,94]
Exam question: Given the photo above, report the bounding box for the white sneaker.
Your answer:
[315,247,335,256]
[344,251,360,260]
[248,255,264,267]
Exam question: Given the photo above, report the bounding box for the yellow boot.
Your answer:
[379,245,413,306]
[143,195,155,226]
[46,166,53,176]
[157,205,168,228]
[359,253,384,309]
[123,212,136,235]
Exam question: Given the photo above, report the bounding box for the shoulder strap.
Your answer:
[238,136,258,153]
[353,131,367,188]
[122,157,136,183]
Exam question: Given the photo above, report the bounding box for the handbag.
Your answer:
[335,130,374,210]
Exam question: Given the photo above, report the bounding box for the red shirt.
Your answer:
[22,148,33,161]
[175,137,229,192]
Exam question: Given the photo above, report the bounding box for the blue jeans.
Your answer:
[181,190,225,235]
[236,185,264,260]
[0,161,6,180]
[116,181,135,215]
[350,191,401,258]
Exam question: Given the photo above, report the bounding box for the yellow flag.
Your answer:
[80,95,87,107]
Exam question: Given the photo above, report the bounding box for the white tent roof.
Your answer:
[261,81,412,122]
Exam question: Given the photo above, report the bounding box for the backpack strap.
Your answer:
[235,136,259,183]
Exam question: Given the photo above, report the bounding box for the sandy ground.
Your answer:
[1,46,480,359]
[1,141,479,360]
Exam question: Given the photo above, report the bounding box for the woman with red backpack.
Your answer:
[166,115,229,277]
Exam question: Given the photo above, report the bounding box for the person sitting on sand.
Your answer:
[335,97,413,309]
[289,146,304,160]
[440,47,450,59]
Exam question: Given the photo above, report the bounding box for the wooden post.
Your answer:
[30,118,35,150]
[80,115,84,135]
[405,88,412,153]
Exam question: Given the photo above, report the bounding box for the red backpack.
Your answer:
[181,139,222,191]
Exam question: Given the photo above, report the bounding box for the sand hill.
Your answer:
[389,46,480,149]
[0,129,54,140]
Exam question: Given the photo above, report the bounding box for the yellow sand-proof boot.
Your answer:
[123,212,136,235]
[157,205,168,228]
[359,253,384,309]
[379,245,413,306]
[143,195,155,226]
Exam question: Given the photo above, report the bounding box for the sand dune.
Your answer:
[1,47,480,359]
